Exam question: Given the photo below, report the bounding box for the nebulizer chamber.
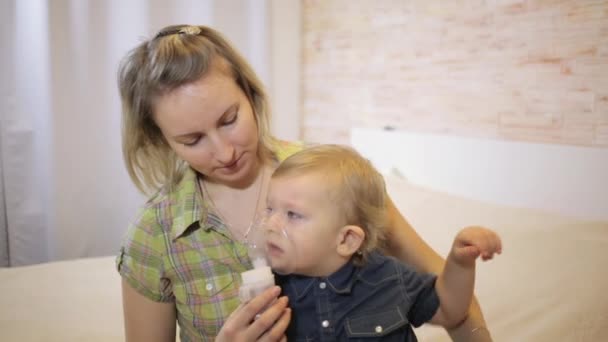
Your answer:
[238,219,275,303]
[238,212,296,303]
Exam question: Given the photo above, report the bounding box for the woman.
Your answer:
[116,24,492,341]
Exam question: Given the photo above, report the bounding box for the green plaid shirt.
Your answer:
[117,141,303,341]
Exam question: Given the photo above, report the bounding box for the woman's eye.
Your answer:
[223,113,238,126]
[182,137,201,147]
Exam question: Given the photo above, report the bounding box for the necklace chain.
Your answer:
[200,168,266,243]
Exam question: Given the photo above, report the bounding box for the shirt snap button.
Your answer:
[375,325,383,333]
[205,283,213,291]
[322,320,330,328]
[319,282,327,289]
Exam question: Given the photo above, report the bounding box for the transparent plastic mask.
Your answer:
[246,210,298,275]
[238,215,276,304]
[244,215,270,269]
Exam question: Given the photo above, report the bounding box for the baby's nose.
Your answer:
[263,213,286,233]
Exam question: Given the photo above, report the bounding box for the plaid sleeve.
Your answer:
[116,205,174,302]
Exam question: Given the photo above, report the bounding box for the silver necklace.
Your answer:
[200,168,266,243]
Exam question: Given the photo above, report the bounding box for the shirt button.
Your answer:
[319,282,327,289]
[375,325,383,333]
[322,320,330,328]
[205,283,214,291]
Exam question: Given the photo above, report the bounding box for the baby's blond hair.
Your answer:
[272,144,388,265]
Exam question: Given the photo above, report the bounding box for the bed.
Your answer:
[390,176,608,341]
[1,131,607,341]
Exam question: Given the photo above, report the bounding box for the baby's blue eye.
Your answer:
[287,211,302,220]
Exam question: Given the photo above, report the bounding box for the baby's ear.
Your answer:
[336,225,365,257]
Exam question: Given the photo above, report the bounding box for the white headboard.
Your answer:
[351,128,608,222]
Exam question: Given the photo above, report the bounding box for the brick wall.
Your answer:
[301,0,608,147]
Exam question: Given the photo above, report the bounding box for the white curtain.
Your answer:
[0,0,280,266]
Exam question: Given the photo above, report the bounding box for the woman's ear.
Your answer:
[336,225,365,257]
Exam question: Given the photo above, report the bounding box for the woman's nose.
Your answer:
[209,133,235,164]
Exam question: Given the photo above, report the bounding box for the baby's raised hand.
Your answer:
[451,226,502,266]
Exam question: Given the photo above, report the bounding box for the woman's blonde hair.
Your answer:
[272,144,388,265]
[118,24,277,195]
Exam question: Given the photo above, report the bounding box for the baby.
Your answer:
[261,144,501,341]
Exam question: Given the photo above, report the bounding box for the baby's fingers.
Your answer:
[460,245,481,259]
[479,232,502,261]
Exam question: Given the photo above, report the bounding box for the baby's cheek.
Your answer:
[271,260,290,274]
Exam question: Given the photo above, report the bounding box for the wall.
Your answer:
[269,0,302,141]
[301,0,608,147]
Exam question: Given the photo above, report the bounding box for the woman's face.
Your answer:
[154,66,260,188]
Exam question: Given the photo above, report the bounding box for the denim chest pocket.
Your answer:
[345,307,409,339]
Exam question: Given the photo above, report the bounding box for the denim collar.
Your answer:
[287,260,359,301]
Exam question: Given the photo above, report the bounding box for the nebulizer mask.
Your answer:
[238,211,297,303]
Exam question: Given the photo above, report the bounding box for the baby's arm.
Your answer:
[430,226,502,328]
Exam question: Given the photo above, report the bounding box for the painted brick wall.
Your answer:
[301,0,608,147]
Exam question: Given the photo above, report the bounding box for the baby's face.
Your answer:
[263,173,345,276]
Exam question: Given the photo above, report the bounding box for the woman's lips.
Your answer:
[219,155,242,173]
[224,160,237,168]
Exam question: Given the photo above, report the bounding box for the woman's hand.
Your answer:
[216,286,291,342]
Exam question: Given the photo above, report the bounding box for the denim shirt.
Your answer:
[277,252,439,341]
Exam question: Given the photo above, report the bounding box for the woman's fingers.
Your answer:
[231,286,282,328]
[216,285,290,342]
[249,296,289,339]
[259,306,292,342]
[217,286,284,341]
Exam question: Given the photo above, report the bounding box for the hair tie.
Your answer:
[178,26,201,35]
[155,25,201,39]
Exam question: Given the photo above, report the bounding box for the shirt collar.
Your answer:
[285,260,359,301]
[285,274,316,301]
[326,259,358,293]
[170,168,209,240]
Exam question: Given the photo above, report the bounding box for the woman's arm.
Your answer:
[122,279,177,342]
[384,196,493,342]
